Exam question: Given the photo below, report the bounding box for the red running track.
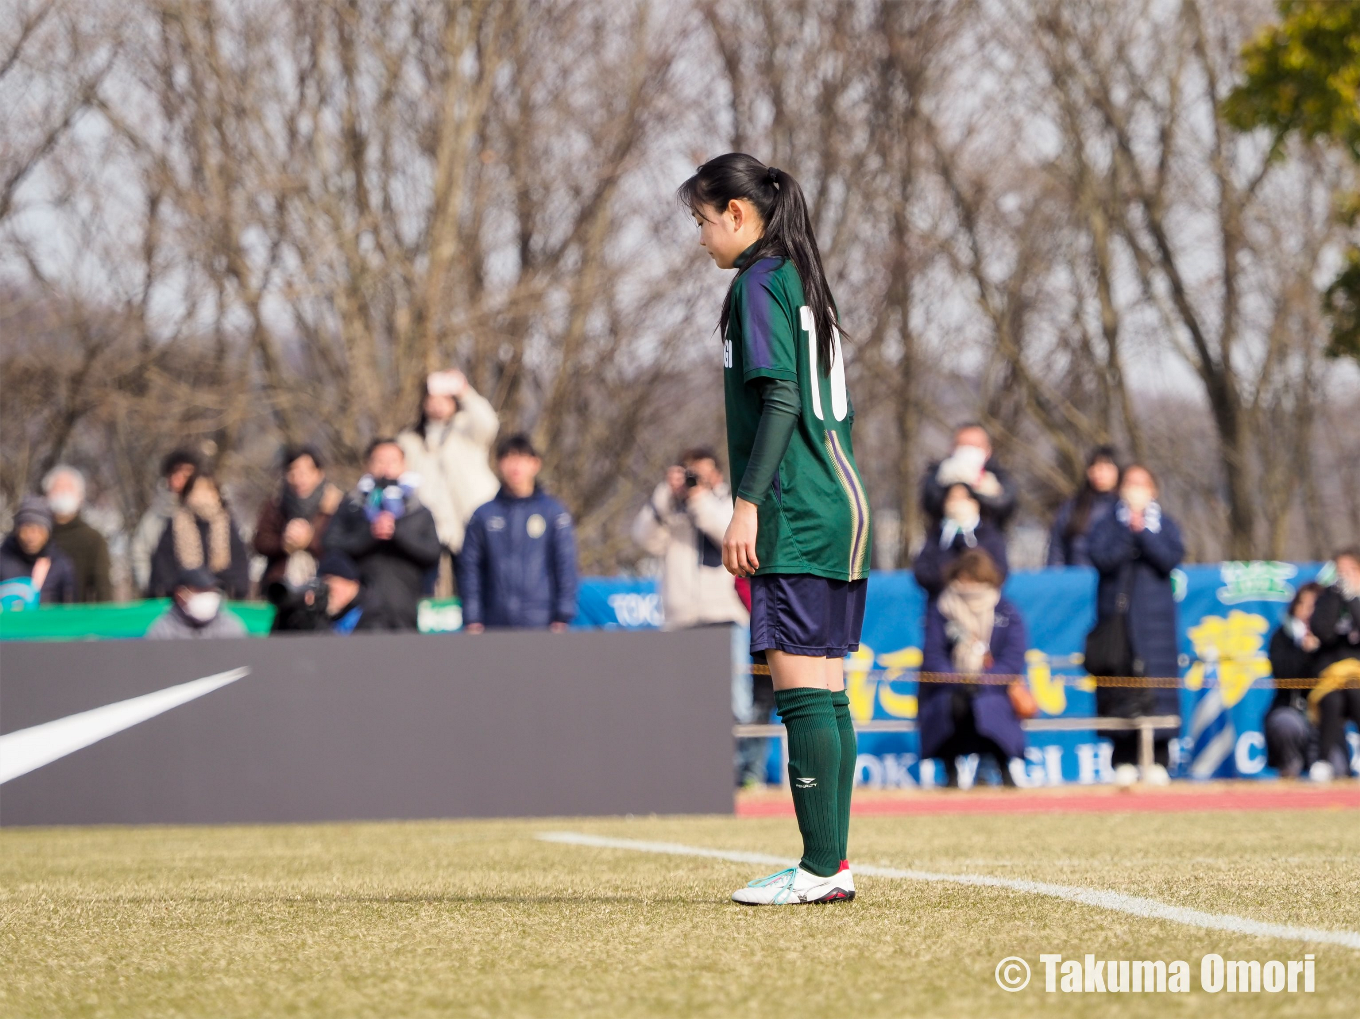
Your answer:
[735,784,1360,817]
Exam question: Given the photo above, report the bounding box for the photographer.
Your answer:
[322,439,441,631]
[632,448,748,631]
[268,551,372,634]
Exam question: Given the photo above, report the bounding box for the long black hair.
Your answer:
[678,153,842,375]
[1065,445,1119,540]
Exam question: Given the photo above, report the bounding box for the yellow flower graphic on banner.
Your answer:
[1024,650,1067,715]
[844,645,878,721]
[842,645,921,721]
[1184,610,1271,708]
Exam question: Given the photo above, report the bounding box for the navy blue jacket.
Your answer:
[458,486,578,628]
[1046,490,1117,567]
[919,594,1028,760]
[1088,505,1184,721]
[912,520,1009,599]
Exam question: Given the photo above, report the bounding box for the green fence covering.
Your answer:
[0,599,463,641]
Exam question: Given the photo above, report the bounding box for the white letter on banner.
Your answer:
[1234,731,1265,775]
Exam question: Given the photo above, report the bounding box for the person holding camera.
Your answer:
[632,447,749,631]
[322,439,441,631]
[268,551,373,634]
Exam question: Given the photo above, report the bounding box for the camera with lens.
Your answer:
[266,576,330,632]
[684,470,699,489]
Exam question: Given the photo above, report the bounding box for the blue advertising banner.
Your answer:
[574,562,1360,785]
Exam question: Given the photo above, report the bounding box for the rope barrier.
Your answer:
[746,663,1360,690]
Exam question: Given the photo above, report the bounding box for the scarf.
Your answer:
[171,503,231,573]
[281,480,331,524]
[937,581,1001,674]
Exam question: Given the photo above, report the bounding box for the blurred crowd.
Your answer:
[3,398,1357,784]
[1,371,579,640]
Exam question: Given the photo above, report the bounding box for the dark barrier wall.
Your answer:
[0,629,733,826]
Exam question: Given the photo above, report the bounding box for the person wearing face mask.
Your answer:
[42,465,112,602]
[1086,464,1185,785]
[1264,582,1322,778]
[1047,446,1120,567]
[323,438,442,630]
[398,370,501,597]
[146,567,247,639]
[147,471,252,601]
[0,496,77,606]
[913,483,1009,601]
[1306,550,1360,781]
[919,548,1028,787]
[921,423,1017,530]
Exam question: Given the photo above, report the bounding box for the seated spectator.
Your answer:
[1307,549,1360,781]
[131,448,201,595]
[268,550,373,634]
[0,497,76,605]
[632,447,748,631]
[1087,464,1184,786]
[43,465,113,602]
[1265,582,1322,778]
[398,370,501,595]
[459,434,578,632]
[913,483,1008,600]
[921,423,1017,530]
[919,549,1027,787]
[1046,445,1120,567]
[323,438,441,630]
[146,567,247,639]
[148,471,251,600]
[253,444,343,587]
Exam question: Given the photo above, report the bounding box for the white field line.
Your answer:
[538,831,1360,951]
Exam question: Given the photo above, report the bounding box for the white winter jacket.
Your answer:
[397,386,501,553]
[632,480,749,630]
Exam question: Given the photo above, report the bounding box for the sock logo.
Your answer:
[794,777,817,789]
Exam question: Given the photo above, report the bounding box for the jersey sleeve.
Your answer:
[734,268,799,383]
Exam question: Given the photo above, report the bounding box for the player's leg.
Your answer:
[826,655,855,868]
[733,575,851,905]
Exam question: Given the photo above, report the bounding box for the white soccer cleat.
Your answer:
[1309,760,1335,783]
[731,864,855,905]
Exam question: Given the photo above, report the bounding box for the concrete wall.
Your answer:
[0,629,733,825]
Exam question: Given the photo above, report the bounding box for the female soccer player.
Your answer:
[679,153,869,905]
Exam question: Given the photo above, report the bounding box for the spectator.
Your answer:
[1087,464,1184,786]
[269,551,373,634]
[921,423,1017,529]
[632,448,748,630]
[1047,445,1120,567]
[323,438,441,630]
[919,549,1027,787]
[1307,550,1360,781]
[42,465,113,602]
[147,471,251,600]
[146,567,247,639]
[0,496,76,605]
[398,370,501,595]
[1265,582,1323,778]
[253,445,343,587]
[130,448,201,595]
[913,483,1009,600]
[459,434,578,632]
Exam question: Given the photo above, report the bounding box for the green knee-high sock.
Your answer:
[775,687,841,878]
[830,689,856,866]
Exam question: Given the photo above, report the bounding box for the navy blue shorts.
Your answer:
[749,573,868,660]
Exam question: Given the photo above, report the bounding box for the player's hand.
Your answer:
[723,498,760,577]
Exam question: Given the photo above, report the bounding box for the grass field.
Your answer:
[2,809,1359,1018]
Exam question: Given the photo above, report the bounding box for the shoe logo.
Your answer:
[794,777,817,789]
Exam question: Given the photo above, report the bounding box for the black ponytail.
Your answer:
[678,153,842,376]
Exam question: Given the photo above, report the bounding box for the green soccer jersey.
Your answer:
[723,253,871,581]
